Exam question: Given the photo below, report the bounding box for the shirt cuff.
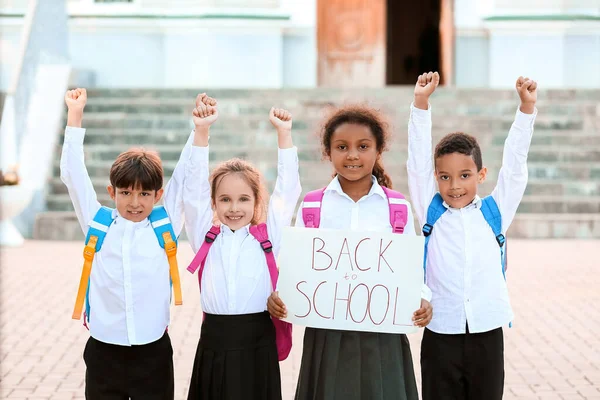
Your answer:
[189,145,209,167]
[421,283,432,302]
[64,126,86,144]
[513,106,537,130]
[410,102,432,125]
[278,146,299,166]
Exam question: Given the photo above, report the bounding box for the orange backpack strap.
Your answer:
[73,206,114,323]
[149,206,182,306]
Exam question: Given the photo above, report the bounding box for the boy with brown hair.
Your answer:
[407,72,538,400]
[61,88,196,399]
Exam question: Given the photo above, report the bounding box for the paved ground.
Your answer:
[1,239,599,399]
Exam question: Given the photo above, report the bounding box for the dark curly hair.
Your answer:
[434,132,483,171]
[321,105,393,188]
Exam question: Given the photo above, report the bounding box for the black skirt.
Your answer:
[187,311,282,400]
[295,327,419,400]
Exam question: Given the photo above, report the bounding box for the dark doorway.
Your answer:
[386,0,442,85]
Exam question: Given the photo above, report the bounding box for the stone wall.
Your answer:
[32,87,600,239]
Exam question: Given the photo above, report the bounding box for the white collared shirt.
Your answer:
[60,127,192,346]
[407,103,537,334]
[294,176,432,302]
[183,142,302,315]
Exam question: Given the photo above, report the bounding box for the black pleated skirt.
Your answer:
[295,327,419,400]
[187,311,282,400]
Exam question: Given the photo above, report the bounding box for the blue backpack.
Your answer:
[72,205,182,328]
[422,193,507,282]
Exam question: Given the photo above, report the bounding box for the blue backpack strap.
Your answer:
[84,206,115,326]
[480,196,511,327]
[480,196,506,277]
[422,193,447,282]
[148,206,178,247]
[85,206,114,251]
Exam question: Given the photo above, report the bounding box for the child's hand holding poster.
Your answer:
[277,226,424,334]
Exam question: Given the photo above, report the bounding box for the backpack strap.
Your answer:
[302,188,326,228]
[249,223,278,290]
[381,187,408,234]
[72,206,114,325]
[186,225,221,292]
[149,206,183,306]
[422,193,447,282]
[480,196,506,276]
[480,196,511,327]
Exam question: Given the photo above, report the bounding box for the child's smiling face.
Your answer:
[435,152,487,209]
[213,173,256,231]
[329,123,379,185]
[107,185,163,222]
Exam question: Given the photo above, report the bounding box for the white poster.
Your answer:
[277,227,425,334]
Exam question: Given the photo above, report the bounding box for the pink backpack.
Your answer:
[186,223,293,362]
[302,186,409,232]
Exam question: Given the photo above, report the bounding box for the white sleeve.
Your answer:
[182,142,214,253]
[491,108,537,233]
[162,131,195,237]
[59,127,101,234]
[406,103,437,227]
[266,147,302,257]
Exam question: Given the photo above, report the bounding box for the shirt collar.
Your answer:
[442,194,482,212]
[325,175,387,201]
[220,223,251,236]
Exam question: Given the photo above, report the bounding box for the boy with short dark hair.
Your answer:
[407,72,538,400]
[61,88,193,399]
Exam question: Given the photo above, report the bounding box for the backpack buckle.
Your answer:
[393,221,405,234]
[83,236,98,261]
[260,240,273,253]
[205,231,218,243]
[496,234,505,247]
[422,224,433,237]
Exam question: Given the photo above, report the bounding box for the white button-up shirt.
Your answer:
[407,104,537,334]
[183,144,301,315]
[60,127,191,346]
[294,176,432,302]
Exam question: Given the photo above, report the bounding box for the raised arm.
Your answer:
[162,130,195,238]
[491,77,538,233]
[60,88,101,234]
[406,72,439,227]
[266,107,302,257]
[182,94,219,253]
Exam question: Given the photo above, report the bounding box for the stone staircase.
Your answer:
[33,88,600,239]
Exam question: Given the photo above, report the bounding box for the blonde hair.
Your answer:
[209,158,268,225]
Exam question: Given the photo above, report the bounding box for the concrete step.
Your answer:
[54,139,600,164]
[47,176,600,199]
[61,129,600,150]
[50,160,600,186]
[44,189,600,214]
[33,211,600,240]
[38,87,600,238]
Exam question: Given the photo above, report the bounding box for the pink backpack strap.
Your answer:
[250,223,294,361]
[186,225,221,290]
[381,187,408,234]
[302,188,326,228]
[249,223,278,290]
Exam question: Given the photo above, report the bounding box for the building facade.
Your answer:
[0,0,599,90]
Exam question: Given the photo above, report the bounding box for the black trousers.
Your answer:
[84,332,174,400]
[421,326,504,400]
